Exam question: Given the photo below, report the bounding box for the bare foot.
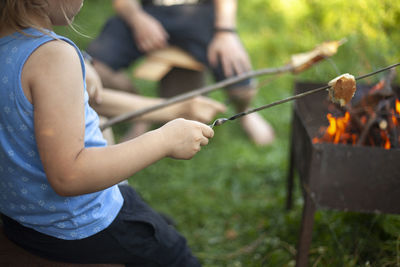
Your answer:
[240,113,275,146]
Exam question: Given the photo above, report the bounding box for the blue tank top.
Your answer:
[0,28,123,240]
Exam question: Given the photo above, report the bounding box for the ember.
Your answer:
[313,70,400,149]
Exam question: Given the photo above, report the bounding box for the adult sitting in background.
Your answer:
[87,0,275,145]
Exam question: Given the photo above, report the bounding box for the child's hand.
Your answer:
[159,118,214,160]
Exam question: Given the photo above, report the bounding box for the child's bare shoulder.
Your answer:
[31,39,80,64]
[25,39,82,81]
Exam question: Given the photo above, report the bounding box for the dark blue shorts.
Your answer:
[1,185,201,267]
[86,3,251,89]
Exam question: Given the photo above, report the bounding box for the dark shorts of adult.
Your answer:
[1,185,201,267]
[86,0,251,89]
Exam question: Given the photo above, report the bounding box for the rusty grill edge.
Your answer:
[286,81,400,267]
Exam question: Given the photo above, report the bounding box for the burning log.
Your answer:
[387,115,399,148]
[355,87,398,147]
[353,68,397,109]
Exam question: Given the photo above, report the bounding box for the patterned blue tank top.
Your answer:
[0,28,123,240]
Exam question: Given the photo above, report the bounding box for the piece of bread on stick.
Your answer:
[327,73,356,106]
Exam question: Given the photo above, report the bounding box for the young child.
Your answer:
[0,1,220,265]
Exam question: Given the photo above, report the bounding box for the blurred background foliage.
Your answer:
[56,0,400,266]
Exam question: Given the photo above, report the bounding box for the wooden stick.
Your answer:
[100,62,400,130]
[99,64,294,130]
[100,41,348,130]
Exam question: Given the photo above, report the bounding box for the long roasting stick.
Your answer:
[99,40,345,130]
[210,62,400,128]
[100,65,293,130]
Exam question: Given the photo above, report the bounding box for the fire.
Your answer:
[382,131,391,150]
[313,78,400,150]
[392,100,400,127]
[326,114,337,135]
[369,80,385,94]
[313,112,354,145]
[327,112,351,144]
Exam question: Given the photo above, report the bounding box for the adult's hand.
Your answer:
[130,10,169,53]
[113,0,169,52]
[208,31,252,77]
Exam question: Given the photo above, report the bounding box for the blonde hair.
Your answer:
[0,0,49,33]
[0,0,87,38]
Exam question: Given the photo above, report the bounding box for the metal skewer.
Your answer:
[209,62,400,128]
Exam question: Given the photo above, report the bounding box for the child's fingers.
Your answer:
[199,123,214,139]
[199,136,209,146]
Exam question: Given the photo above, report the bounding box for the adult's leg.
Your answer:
[87,17,152,140]
[150,4,275,145]
[87,16,142,93]
[92,60,136,93]
[226,84,275,146]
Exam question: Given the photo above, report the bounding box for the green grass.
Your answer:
[56,1,400,266]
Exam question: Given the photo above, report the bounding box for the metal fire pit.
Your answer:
[286,81,400,267]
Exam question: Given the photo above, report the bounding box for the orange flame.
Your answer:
[391,99,400,127]
[313,82,400,148]
[369,80,385,94]
[313,105,399,149]
[314,112,351,144]
[381,131,391,150]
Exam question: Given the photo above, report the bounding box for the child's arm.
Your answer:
[91,88,226,123]
[84,60,226,123]
[22,40,213,197]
